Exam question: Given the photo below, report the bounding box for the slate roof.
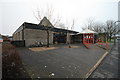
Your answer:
[24,22,78,33]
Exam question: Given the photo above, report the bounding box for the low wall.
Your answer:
[11,40,25,47]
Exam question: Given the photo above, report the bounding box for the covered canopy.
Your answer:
[78,28,97,34]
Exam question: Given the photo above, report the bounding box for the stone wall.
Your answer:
[24,29,53,47]
[13,33,17,41]
[19,31,23,40]
[13,31,23,41]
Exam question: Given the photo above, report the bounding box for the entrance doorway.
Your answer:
[53,33,67,43]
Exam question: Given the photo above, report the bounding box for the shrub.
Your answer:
[2,43,29,78]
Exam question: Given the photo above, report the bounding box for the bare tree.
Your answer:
[103,20,117,42]
[71,18,76,30]
[56,23,66,29]
[65,18,77,30]
[82,18,94,30]
[82,19,103,33]
[33,6,61,27]
[92,22,104,33]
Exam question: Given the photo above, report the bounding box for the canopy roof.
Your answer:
[78,28,97,34]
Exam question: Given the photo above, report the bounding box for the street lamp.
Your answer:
[114,21,120,44]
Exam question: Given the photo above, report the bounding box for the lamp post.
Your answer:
[114,21,120,44]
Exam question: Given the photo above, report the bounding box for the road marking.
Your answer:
[83,51,109,79]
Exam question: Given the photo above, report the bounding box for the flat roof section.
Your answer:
[24,22,79,33]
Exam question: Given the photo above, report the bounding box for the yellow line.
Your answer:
[83,51,109,79]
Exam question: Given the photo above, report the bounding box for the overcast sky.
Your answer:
[0,0,119,36]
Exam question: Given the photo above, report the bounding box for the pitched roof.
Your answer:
[39,17,54,27]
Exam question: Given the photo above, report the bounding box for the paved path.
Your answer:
[17,43,112,78]
[89,43,118,78]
